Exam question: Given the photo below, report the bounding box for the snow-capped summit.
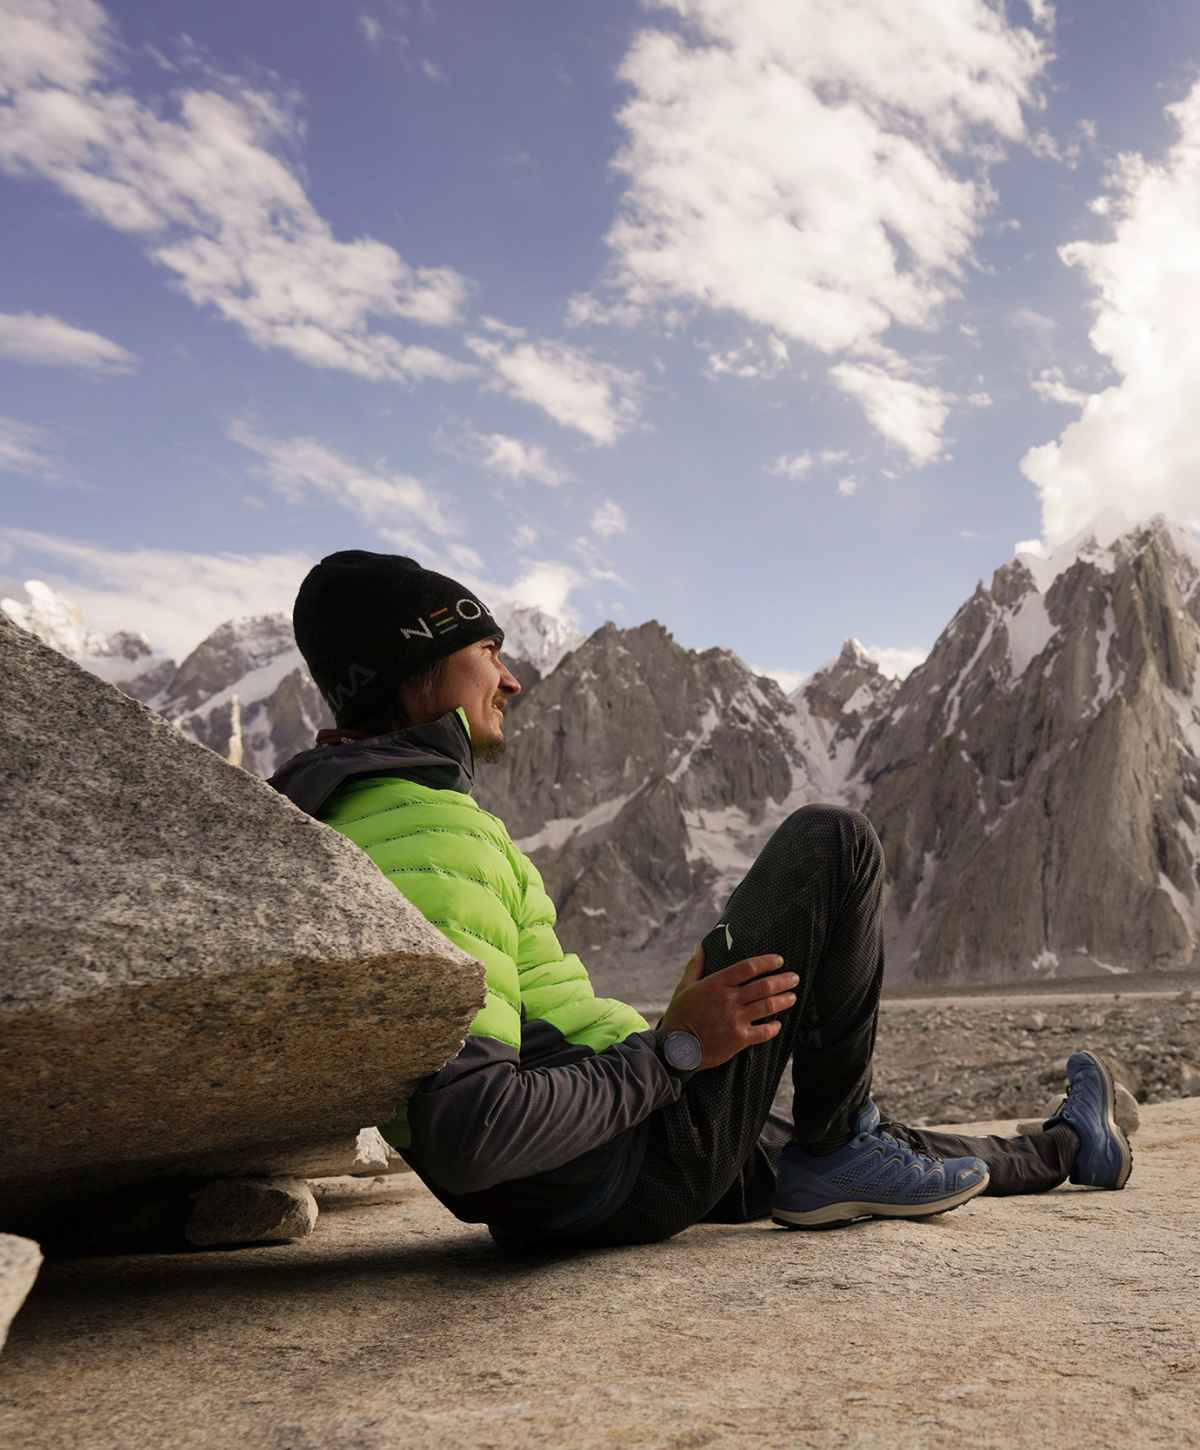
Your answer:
[1,579,144,662]
[496,602,585,677]
[1015,509,1200,594]
[0,579,172,695]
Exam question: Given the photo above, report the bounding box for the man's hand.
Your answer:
[660,942,799,1070]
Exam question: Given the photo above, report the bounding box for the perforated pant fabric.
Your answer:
[567,804,1076,1248]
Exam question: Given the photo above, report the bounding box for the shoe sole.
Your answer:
[770,1169,990,1230]
[1070,1051,1133,1190]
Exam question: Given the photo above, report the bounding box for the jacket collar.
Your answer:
[267,706,475,819]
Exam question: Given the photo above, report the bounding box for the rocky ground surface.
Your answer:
[868,986,1200,1127]
[1,1100,1197,1449]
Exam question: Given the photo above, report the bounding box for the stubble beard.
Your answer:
[475,737,507,764]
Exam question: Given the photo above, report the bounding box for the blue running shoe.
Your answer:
[772,1100,989,1230]
[1042,1049,1133,1189]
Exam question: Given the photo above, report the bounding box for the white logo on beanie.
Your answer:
[400,597,489,641]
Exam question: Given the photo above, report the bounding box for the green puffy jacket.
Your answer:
[269,706,686,1232]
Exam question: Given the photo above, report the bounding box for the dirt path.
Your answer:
[2,1101,1197,1449]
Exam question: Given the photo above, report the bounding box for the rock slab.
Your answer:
[0,611,485,1226]
[185,1179,318,1247]
[0,1235,41,1354]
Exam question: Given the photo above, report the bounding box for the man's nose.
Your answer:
[501,666,522,695]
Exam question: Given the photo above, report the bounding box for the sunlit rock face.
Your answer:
[856,516,1200,983]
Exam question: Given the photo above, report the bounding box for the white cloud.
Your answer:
[837,475,859,497]
[0,0,474,384]
[590,500,627,539]
[0,311,137,373]
[512,524,539,549]
[860,642,927,679]
[570,535,625,585]
[228,419,457,538]
[820,448,851,465]
[964,390,993,408]
[447,541,483,571]
[463,430,568,487]
[420,59,446,83]
[1030,366,1089,407]
[358,14,383,48]
[588,0,1047,359]
[505,560,584,619]
[769,452,814,479]
[0,417,56,477]
[1021,81,1200,545]
[1009,306,1057,355]
[564,291,644,329]
[702,334,788,380]
[480,316,527,340]
[466,334,641,445]
[0,526,316,660]
[749,663,808,695]
[1029,129,1082,170]
[830,361,951,466]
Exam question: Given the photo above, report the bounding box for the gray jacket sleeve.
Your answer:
[403,1028,688,1197]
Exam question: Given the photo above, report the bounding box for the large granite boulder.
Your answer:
[0,612,484,1227]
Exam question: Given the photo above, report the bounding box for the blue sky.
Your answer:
[3,0,1200,688]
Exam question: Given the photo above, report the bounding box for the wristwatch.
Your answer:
[657,1027,703,1077]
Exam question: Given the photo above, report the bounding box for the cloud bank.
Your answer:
[1021,81,1200,542]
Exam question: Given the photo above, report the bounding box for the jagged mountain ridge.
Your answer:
[853,514,1200,985]
[7,513,1199,994]
[471,625,909,999]
[0,584,583,779]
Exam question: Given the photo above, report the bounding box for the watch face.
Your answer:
[665,1030,703,1071]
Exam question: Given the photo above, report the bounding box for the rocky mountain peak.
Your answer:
[497,602,584,678]
[801,637,897,724]
[159,614,297,716]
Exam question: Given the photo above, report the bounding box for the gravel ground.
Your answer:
[869,986,1200,1127]
[2,1101,1197,1450]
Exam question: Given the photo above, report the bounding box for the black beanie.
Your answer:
[292,550,505,728]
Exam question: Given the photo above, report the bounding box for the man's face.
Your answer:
[430,635,522,762]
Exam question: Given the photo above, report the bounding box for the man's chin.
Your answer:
[474,736,506,763]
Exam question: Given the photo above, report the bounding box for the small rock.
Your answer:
[185,1177,318,1247]
[1178,1062,1200,1098]
[0,1234,42,1354]
[1028,1012,1047,1031]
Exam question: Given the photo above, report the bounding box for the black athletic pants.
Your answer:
[576,804,1077,1247]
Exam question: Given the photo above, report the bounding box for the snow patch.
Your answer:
[942,618,995,737]
[515,791,634,854]
[1030,949,1059,977]
[185,646,306,720]
[1157,871,1196,938]
[1091,597,1119,712]
[1006,590,1056,680]
[668,704,720,783]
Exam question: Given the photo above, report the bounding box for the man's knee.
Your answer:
[783,804,883,869]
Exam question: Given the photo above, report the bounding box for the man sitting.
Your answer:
[268,550,1132,1247]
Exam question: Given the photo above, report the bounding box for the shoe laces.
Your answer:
[869,1123,941,1173]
